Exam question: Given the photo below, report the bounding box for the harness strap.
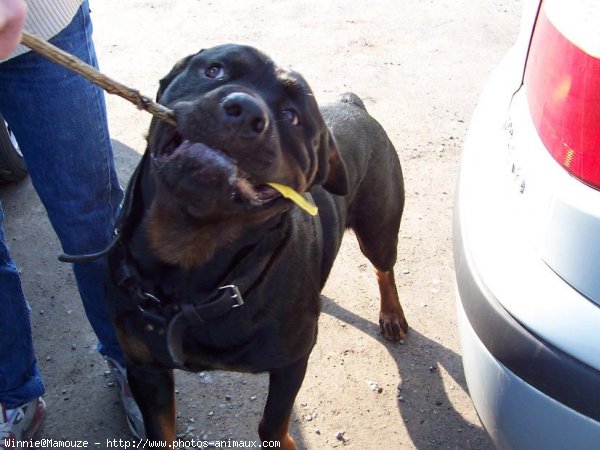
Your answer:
[111,217,287,368]
[111,192,319,369]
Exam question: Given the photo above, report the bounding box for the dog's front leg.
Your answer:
[259,355,309,450]
[127,364,176,447]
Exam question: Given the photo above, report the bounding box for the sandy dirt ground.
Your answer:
[0,0,523,448]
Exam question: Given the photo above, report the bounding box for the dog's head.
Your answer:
[148,44,348,224]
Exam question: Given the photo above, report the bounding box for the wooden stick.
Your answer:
[20,31,178,127]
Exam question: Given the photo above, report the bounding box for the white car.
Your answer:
[453,0,600,448]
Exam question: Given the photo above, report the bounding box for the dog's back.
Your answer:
[314,93,405,278]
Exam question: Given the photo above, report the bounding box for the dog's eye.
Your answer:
[282,109,300,126]
[205,64,225,79]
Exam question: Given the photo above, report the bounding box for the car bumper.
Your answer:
[456,296,600,450]
[453,44,600,449]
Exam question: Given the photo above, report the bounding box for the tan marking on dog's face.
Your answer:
[146,202,240,270]
[145,198,278,271]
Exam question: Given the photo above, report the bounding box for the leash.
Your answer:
[58,148,151,263]
[20,31,177,127]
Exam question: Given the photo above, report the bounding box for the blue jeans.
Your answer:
[0,1,125,408]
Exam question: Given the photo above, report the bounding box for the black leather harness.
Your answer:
[59,150,323,369]
[110,221,285,368]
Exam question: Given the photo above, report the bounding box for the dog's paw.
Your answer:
[379,311,409,342]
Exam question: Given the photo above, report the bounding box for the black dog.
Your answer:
[105,44,406,449]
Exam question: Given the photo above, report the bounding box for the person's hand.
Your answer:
[0,0,26,59]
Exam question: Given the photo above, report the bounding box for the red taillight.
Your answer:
[525,0,600,189]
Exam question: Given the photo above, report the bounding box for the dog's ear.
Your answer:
[317,132,349,196]
[156,51,200,101]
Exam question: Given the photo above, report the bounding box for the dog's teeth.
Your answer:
[235,178,260,202]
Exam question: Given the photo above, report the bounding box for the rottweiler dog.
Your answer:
[105,44,407,449]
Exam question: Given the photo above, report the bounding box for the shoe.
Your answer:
[105,357,146,439]
[1,398,47,449]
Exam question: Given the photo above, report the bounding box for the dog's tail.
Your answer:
[338,92,367,111]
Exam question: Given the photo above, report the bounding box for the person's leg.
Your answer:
[0,1,125,364]
[0,205,44,408]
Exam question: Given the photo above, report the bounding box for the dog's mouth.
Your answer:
[152,130,282,208]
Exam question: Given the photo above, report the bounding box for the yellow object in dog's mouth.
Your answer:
[267,183,318,216]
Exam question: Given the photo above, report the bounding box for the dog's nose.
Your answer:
[221,92,269,136]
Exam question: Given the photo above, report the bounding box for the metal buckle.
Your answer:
[143,292,162,304]
[218,284,244,308]
[137,291,161,313]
